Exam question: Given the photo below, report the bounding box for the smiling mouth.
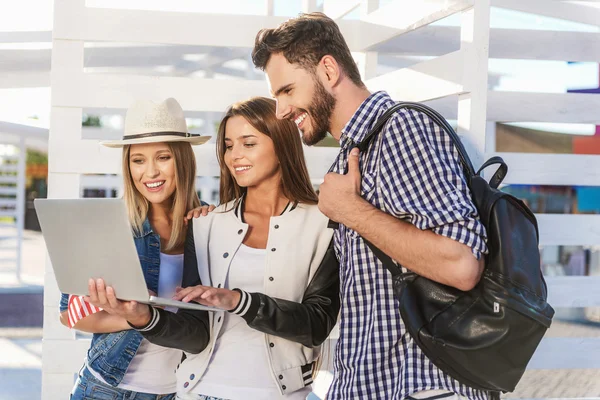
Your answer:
[144,181,165,189]
[234,166,252,173]
[294,112,308,128]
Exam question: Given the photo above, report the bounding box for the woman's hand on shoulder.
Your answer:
[173,285,241,311]
[185,204,216,223]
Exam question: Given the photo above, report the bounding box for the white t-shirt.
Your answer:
[192,244,311,400]
[90,252,184,394]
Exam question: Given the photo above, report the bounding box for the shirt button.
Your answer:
[217,283,222,288]
[274,224,279,229]
[269,342,274,348]
[271,248,276,252]
[189,374,195,380]
[278,374,283,380]
[223,252,229,258]
[183,382,189,388]
[218,316,222,322]
[282,385,287,390]
[237,229,243,234]
[269,277,274,281]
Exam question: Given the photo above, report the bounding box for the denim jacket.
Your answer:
[59,218,161,386]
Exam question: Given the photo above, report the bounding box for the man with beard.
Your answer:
[252,12,489,400]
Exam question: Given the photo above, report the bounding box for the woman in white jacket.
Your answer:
[90,97,340,400]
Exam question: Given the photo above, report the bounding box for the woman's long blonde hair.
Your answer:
[122,142,200,251]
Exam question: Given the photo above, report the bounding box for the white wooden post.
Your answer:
[456,0,491,169]
[15,136,26,281]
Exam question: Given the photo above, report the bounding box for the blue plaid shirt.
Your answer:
[327,92,488,400]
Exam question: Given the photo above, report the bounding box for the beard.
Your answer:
[301,78,336,146]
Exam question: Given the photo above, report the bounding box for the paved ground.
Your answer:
[1,230,600,399]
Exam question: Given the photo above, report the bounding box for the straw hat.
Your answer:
[100,98,210,148]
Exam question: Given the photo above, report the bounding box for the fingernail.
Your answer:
[350,148,359,156]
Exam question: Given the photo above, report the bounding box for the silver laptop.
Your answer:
[35,198,217,312]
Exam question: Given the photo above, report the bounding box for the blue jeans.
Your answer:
[71,366,176,400]
[176,395,227,400]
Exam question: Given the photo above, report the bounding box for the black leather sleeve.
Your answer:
[231,239,340,348]
[133,223,211,354]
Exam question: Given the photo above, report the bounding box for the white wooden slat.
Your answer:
[0,187,17,195]
[493,153,600,187]
[537,214,600,247]
[324,0,361,19]
[360,0,473,49]
[487,91,600,124]
[545,276,600,308]
[0,164,19,173]
[366,50,464,102]
[376,26,600,63]
[489,29,600,63]
[0,71,50,88]
[424,92,600,124]
[52,72,269,113]
[52,0,393,52]
[528,338,600,370]
[0,199,17,207]
[0,176,17,184]
[493,0,600,28]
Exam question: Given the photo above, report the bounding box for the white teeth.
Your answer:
[235,166,252,172]
[294,113,307,126]
[145,181,165,188]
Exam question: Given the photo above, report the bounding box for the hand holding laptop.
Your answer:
[85,278,153,328]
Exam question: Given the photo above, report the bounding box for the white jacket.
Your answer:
[176,200,335,395]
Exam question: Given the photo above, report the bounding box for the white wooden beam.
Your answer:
[366,50,464,102]
[424,92,600,124]
[0,31,52,43]
[375,26,600,63]
[537,214,600,246]
[51,0,393,52]
[493,0,600,27]
[488,92,600,124]
[529,338,600,370]
[493,153,600,187]
[489,29,600,63]
[545,276,600,308]
[324,0,361,19]
[0,122,49,139]
[0,71,50,88]
[360,0,473,49]
[52,72,269,113]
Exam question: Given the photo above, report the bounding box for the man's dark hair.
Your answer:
[252,12,365,88]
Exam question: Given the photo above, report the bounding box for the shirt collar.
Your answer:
[133,217,154,238]
[339,91,394,148]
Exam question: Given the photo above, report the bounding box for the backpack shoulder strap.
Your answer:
[357,102,476,179]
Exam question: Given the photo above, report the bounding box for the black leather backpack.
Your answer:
[344,102,555,394]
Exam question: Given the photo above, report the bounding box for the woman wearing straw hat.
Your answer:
[87,97,340,400]
[59,98,213,400]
